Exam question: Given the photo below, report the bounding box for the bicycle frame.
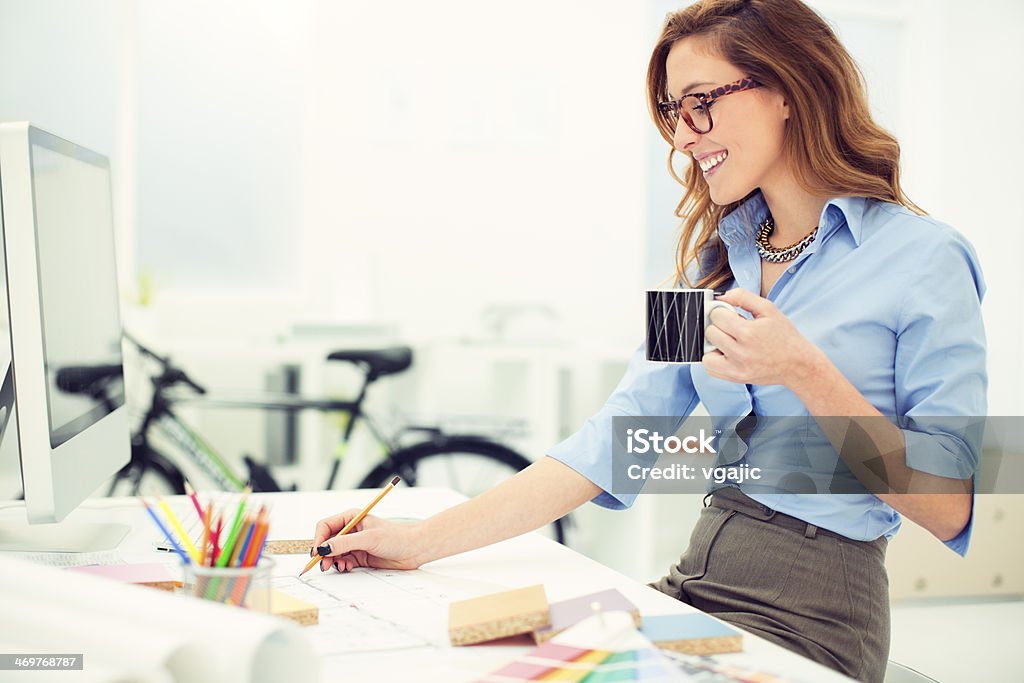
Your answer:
[156,389,402,492]
[124,334,529,496]
[151,408,247,491]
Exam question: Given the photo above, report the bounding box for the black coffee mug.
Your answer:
[645,289,736,363]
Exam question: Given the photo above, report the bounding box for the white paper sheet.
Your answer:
[269,554,504,656]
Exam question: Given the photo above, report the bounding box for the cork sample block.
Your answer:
[264,539,315,555]
[448,584,550,646]
[640,613,743,655]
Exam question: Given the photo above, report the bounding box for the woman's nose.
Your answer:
[672,117,700,152]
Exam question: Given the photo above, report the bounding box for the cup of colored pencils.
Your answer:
[141,485,273,611]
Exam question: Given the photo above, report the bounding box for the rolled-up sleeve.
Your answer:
[894,229,987,555]
[547,342,700,509]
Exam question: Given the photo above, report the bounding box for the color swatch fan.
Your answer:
[477,609,688,682]
[533,588,641,643]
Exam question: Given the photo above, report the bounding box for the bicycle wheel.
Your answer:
[107,447,186,498]
[358,436,568,544]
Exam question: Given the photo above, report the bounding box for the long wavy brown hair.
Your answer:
[646,0,922,290]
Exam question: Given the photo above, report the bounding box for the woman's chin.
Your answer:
[707,181,750,207]
[707,187,733,206]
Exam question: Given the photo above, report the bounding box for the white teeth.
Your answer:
[698,151,728,173]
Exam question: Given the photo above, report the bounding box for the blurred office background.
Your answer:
[1,1,1022,679]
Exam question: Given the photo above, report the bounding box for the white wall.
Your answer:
[0,0,136,306]
[899,0,1024,417]
[304,1,652,342]
[129,0,652,347]
[134,1,305,294]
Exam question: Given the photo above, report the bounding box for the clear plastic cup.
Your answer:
[181,557,274,611]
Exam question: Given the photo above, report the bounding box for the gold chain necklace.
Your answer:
[755,214,818,263]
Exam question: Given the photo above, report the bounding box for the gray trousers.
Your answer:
[650,487,890,683]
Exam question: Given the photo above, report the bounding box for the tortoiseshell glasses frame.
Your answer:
[657,77,763,134]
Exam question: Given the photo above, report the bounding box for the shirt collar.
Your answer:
[824,195,865,246]
[717,190,866,248]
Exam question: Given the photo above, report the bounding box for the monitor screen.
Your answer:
[1,122,130,529]
[31,142,124,448]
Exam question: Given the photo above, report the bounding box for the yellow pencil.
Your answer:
[299,476,401,577]
[157,496,200,563]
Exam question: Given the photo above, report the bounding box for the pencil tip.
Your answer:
[391,476,401,486]
[184,481,194,494]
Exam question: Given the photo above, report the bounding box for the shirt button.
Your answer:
[787,267,796,274]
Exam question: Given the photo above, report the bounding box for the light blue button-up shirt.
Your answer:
[548,190,987,555]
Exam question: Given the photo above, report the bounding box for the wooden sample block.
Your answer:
[448,584,550,646]
[640,613,743,655]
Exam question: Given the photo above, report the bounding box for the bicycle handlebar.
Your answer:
[123,331,207,394]
[161,368,207,395]
[123,331,168,364]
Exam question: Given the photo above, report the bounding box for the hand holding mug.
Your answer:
[701,288,825,387]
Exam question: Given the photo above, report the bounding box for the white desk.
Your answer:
[1,489,856,682]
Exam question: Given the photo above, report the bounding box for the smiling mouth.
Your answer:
[698,151,728,175]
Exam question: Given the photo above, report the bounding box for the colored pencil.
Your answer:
[206,490,251,601]
[140,498,191,565]
[211,514,224,564]
[299,476,401,577]
[232,515,257,567]
[156,496,200,562]
[242,508,269,567]
[200,502,212,566]
[215,488,251,568]
[184,480,204,520]
[231,509,270,606]
[221,515,255,604]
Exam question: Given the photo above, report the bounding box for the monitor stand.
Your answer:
[0,518,130,552]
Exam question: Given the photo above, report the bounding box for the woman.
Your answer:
[310,1,986,681]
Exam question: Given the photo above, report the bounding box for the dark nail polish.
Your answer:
[316,544,331,556]
[333,560,340,573]
[309,547,313,558]
[320,562,327,572]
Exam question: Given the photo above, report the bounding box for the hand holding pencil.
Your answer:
[304,477,424,574]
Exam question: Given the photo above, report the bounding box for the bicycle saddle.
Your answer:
[326,347,413,377]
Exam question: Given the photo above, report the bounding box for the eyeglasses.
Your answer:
[657,77,763,134]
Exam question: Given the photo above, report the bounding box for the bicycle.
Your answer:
[61,334,568,543]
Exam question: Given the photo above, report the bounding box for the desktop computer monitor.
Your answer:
[0,122,131,551]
